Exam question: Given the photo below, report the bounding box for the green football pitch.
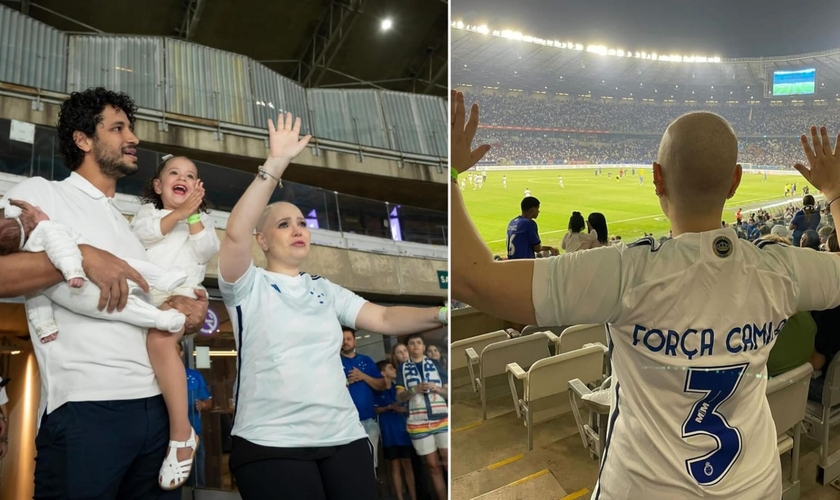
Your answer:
[773,82,815,96]
[460,168,817,255]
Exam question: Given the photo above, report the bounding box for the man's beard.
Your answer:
[93,139,137,179]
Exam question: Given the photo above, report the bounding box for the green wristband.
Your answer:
[438,306,448,325]
[187,214,202,225]
[450,167,459,183]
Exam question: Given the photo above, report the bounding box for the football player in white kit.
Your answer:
[450,89,840,500]
[524,187,531,197]
[503,175,507,189]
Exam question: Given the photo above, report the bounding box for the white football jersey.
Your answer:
[532,228,840,499]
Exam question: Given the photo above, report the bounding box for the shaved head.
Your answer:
[257,201,302,233]
[656,112,739,211]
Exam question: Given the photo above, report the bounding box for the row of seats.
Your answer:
[452,325,609,450]
[453,323,840,500]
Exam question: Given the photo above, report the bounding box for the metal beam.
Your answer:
[318,77,413,89]
[320,67,388,91]
[29,3,104,33]
[178,0,207,41]
[296,0,365,88]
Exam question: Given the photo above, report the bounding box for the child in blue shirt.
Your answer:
[375,360,416,500]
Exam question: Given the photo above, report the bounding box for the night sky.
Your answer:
[452,0,840,58]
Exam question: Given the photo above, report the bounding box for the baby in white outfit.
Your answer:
[0,200,188,342]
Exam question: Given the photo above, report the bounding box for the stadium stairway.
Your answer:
[451,367,598,499]
[450,366,840,500]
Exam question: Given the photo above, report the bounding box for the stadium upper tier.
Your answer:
[476,132,802,167]
[465,94,840,136]
[452,24,840,100]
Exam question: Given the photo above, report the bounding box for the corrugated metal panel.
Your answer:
[165,39,253,125]
[345,90,388,149]
[0,5,66,92]
[250,62,310,134]
[67,36,164,110]
[380,92,447,157]
[307,89,388,149]
[411,94,447,157]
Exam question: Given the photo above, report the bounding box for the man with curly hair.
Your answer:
[0,87,208,498]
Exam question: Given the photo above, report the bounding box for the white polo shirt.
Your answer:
[5,174,160,420]
[532,228,840,500]
[220,263,368,448]
[0,387,7,406]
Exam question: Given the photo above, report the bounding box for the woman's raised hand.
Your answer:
[265,112,312,172]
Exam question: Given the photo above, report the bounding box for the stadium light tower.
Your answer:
[381,18,393,31]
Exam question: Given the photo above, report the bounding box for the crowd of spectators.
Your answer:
[478,132,804,167]
[469,93,840,136]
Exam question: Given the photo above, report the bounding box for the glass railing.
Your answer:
[0,118,447,246]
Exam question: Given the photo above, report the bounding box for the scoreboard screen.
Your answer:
[772,68,816,96]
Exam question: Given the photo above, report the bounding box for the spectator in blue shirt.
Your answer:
[176,342,212,488]
[341,328,387,470]
[375,360,417,500]
[789,195,821,245]
[506,197,557,259]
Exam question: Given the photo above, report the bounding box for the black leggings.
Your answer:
[232,437,377,500]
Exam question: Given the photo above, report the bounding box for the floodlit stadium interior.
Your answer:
[451,19,840,500]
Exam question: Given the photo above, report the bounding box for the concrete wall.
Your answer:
[205,228,447,298]
[0,88,447,211]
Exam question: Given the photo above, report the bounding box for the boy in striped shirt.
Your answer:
[396,334,448,500]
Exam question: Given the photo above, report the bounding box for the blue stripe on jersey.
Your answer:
[627,236,654,249]
[754,239,785,249]
[232,305,244,428]
[627,235,666,252]
[594,380,621,500]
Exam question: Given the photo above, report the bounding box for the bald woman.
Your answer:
[217,113,447,500]
[451,89,840,500]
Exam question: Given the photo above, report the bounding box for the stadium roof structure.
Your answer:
[452,24,840,101]
[0,0,448,96]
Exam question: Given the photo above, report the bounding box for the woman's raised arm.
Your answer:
[218,113,311,283]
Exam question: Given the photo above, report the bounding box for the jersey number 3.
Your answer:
[681,363,748,486]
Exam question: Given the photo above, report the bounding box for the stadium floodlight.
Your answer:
[453,22,721,63]
[587,45,608,55]
[381,18,393,31]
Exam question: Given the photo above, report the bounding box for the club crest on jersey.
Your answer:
[713,236,732,258]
